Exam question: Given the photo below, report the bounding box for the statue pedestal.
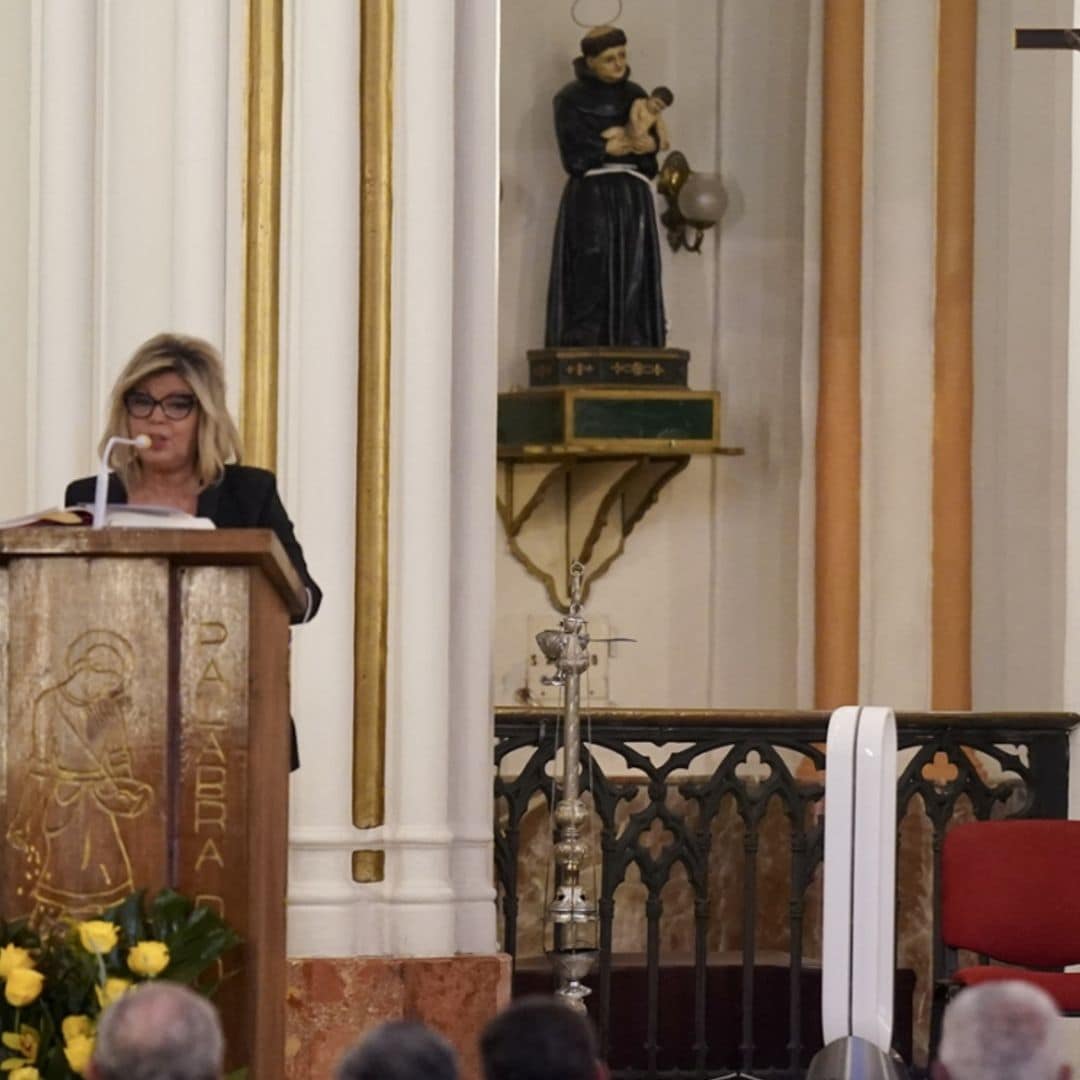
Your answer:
[497,347,741,610]
[527,346,689,388]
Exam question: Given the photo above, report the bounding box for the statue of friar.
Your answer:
[545,25,672,350]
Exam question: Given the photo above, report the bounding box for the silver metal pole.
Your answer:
[537,561,599,1011]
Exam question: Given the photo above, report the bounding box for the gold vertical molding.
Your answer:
[815,0,865,708]
[242,0,283,469]
[353,0,393,835]
[931,0,976,709]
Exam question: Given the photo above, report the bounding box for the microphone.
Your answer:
[93,434,151,528]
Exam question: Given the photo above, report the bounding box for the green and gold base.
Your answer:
[497,385,722,458]
[527,346,689,388]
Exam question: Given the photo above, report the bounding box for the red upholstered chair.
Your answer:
[938,819,1080,1013]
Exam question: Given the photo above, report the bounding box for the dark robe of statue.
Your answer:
[545,57,666,349]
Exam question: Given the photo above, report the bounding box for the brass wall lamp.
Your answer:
[656,151,727,253]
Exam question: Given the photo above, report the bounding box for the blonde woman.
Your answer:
[65,332,321,767]
[66,331,320,620]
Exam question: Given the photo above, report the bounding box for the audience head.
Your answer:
[88,981,224,1080]
[101,332,242,490]
[480,996,600,1080]
[336,1020,458,1080]
[934,981,1070,1080]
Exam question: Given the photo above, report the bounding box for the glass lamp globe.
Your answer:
[677,172,727,226]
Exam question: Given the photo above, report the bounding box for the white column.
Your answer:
[33,0,97,504]
[449,0,500,954]
[857,0,936,706]
[277,0,369,954]
[384,0,457,956]
[171,0,229,341]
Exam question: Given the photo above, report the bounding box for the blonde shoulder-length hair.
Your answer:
[100,333,243,491]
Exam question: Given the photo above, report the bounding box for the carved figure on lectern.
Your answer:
[6,629,153,920]
[546,25,670,348]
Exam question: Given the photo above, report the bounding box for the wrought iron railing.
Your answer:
[493,708,1076,1079]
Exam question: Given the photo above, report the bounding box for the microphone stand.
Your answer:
[93,435,149,528]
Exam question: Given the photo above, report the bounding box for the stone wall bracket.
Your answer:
[497,379,742,611]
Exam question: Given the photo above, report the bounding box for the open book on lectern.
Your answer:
[0,504,215,530]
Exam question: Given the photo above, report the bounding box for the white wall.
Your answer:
[0,0,242,514]
[496,0,811,708]
[707,0,811,707]
[973,0,1071,709]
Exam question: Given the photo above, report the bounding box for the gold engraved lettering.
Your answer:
[198,731,228,765]
[192,707,226,730]
[199,659,226,685]
[188,615,232,890]
[198,622,228,646]
[195,837,225,871]
[195,894,226,916]
[194,800,227,833]
[196,766,227,802]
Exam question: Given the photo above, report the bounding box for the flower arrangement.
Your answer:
[0,890,240,1079]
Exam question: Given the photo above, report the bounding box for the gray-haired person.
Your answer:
[934,981,1071,1080]
[88,982,224,1080]
[336,1020,459,1080]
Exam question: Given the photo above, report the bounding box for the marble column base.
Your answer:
[285,955,512,1079]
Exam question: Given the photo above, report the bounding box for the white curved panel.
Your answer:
[822,705,858,1044]
[850,705,897,1050]
[822,705,897,1051]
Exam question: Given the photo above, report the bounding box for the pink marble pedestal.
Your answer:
[285,955,512,1080]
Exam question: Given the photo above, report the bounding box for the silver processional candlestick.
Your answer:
[535,561,599,1011]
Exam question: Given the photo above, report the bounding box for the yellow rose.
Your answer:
[61,1016,93,1044]
[95,977,131,1009]
[76,920,119,955]
[63,1034,94,1077]
[1,1022,40,1067]
[9,1067,40,1080]
[126,941,170,978]
[0,945,34,979]
[4,969,44,1007]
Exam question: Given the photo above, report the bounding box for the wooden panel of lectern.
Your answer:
[0,529,306,1079]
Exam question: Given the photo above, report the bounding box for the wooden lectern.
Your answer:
[0,528,306,1078]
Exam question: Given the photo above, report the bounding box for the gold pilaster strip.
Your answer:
[931,0,976,708]
[353,0,393,844]
[352,850,386,883]
[242,0,283,469]
[815,0,864,709]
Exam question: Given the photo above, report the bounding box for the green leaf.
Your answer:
[161,932,241,985]
[148,889,194,942]
[103,890,147,946]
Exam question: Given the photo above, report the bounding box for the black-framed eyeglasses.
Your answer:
[123,391,198,420]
